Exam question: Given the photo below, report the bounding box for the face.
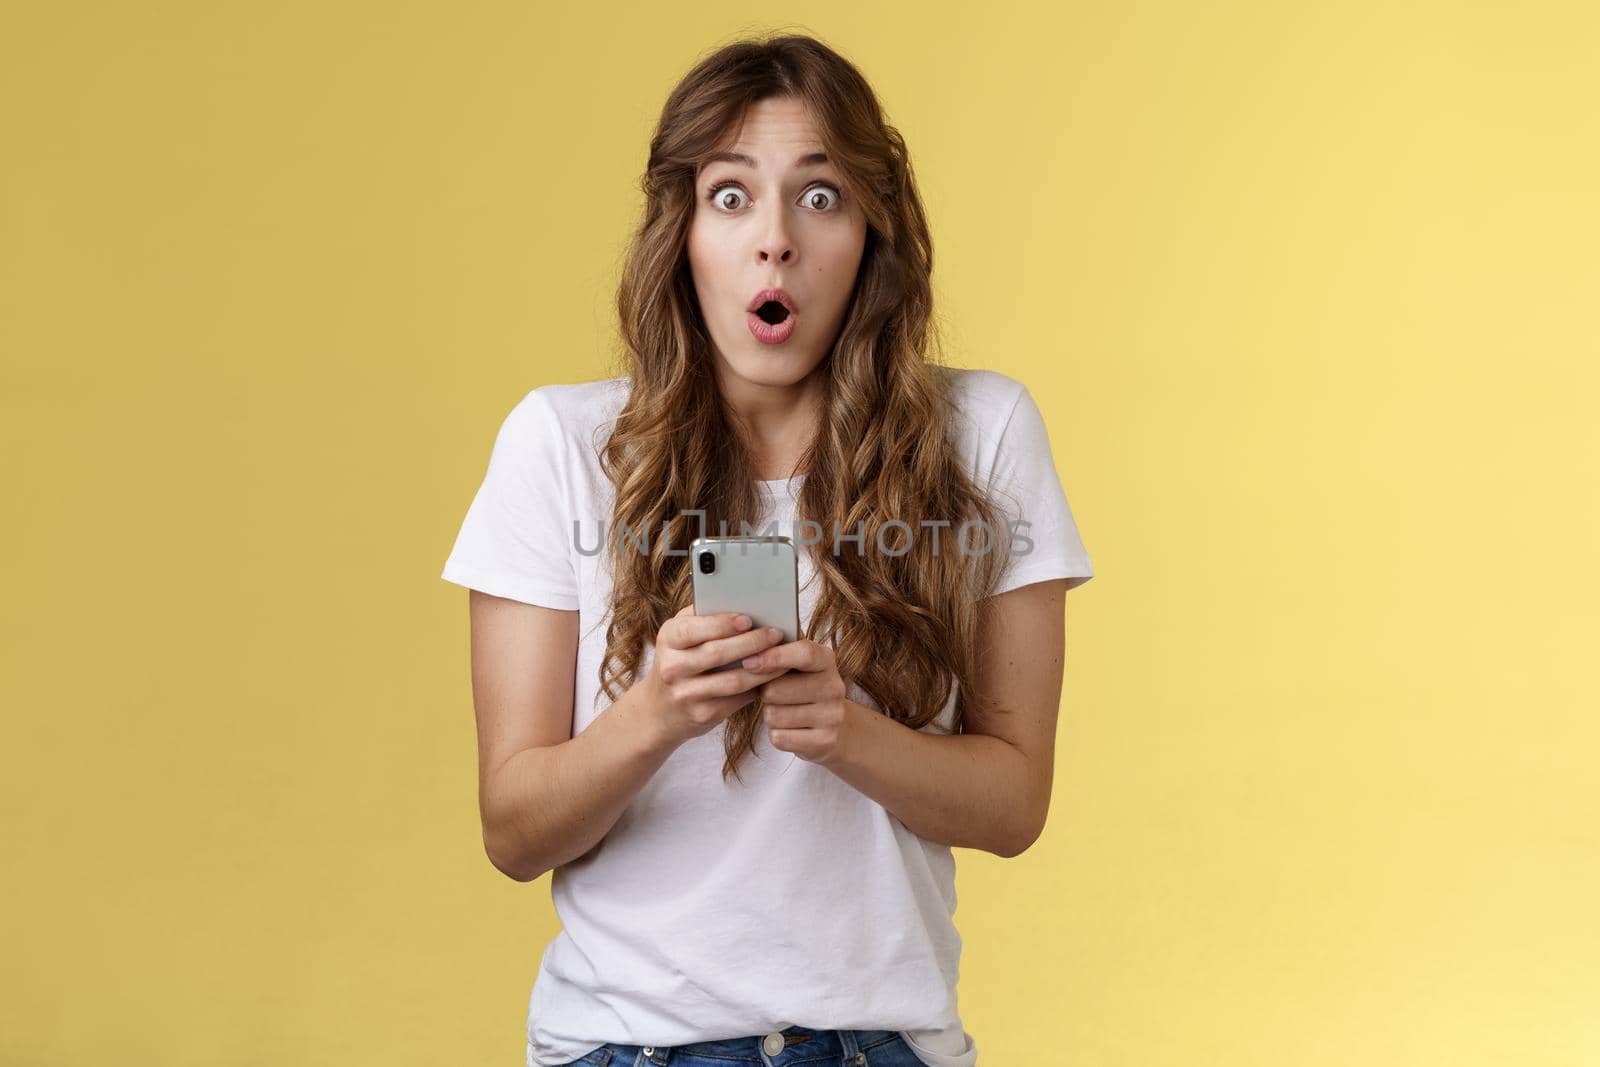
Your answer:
[686,96,869,392]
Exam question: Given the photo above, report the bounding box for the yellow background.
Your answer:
[3,2,1596,1064]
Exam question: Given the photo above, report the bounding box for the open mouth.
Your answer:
[746,287,798,344]
[754,300,790,325]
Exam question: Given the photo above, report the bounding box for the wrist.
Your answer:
[623,673,680,758]
[833,697,882,773]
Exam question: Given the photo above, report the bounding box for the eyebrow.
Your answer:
[703,151,831,169]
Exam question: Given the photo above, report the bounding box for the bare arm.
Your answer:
[825,578,1069,858]
[465,592,785,882]
[466,591,672,881]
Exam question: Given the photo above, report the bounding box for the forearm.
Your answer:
[828,698,1040,857]
[483,682,676,881]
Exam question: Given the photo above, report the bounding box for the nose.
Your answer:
[758,239,794,265]
[756,203,796,265]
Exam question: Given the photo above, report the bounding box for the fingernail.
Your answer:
[736,615,752,629]
[767,628,781,641]
[743,656,762,670]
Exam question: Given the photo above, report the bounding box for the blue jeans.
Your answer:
[568,1026,927,1067]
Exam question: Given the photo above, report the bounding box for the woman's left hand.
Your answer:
[743,638,860,766]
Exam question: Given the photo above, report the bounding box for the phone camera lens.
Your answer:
[698,551,716,574]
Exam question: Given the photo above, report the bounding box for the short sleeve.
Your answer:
[440,388,580,610]
[984,382,1095,597]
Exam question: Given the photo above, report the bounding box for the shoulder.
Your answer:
[936,365,1031,454]
[939,365,1027,412]
[506,376,631,457]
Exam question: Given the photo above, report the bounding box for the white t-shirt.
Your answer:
[441,367,1094,1067]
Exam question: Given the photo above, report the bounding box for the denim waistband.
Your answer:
[598,1025,902,1064]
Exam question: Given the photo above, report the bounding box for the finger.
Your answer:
[760,666,842,702]
[712,691,759,718]
[758,672,811,704]
[662,610,753,650]
[741,638,824,674]
[767,723,828,761]
[677,663,787,701]
[763,700,817,730]
[690,626,785,674]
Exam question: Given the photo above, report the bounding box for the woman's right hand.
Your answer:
[641,605,788,746]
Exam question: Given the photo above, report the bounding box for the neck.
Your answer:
[714,362,824,481]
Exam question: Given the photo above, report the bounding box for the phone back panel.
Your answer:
[689,536,800,672]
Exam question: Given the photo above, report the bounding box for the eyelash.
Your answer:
[704,181,844,212]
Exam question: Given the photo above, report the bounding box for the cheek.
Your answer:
[686,223,733,294]
[816,231,867,300]
[685,224,708,282]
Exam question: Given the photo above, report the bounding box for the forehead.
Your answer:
[703,97,828,167]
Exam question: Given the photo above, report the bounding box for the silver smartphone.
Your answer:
[689,535,801,673]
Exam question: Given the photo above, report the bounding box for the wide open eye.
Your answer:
[802,184,841,211]
[708,183,749,211]
[704,182,843,213]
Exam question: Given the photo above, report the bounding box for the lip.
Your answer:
[746,287,798,315]
[746,287,799,345]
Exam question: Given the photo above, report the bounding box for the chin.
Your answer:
[726,349,821,386]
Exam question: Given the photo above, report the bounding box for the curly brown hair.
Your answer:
[597,32,1012,782]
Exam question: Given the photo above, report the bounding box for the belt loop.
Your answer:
[838,1029,861,1061]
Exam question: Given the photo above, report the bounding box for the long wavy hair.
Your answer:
[596,33,1012,782]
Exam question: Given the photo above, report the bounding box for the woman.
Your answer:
[442,34,1095,1067]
